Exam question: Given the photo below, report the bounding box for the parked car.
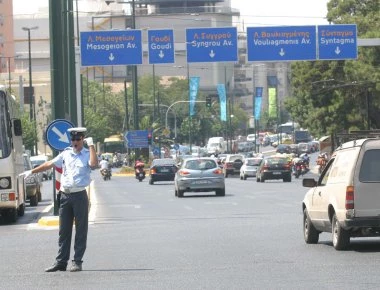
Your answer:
[302,138,380,250]
[240,157,263,180]
[256,156,292,182]
[30,155,52,180]
[174,157,225,197]
[23,154,42,206]
[149,158,178,185]
[222,154,244,178]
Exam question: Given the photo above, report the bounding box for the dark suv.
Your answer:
[222,154,244,178]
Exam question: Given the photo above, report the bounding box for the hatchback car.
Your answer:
[256,156,292,182]
[149,158,178,185]
[174,158,225,197]
[240,157,263,180]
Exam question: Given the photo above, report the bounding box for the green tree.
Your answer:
[285,0,380,137]
[21,112,38,152]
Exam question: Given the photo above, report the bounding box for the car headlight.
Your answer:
[0,177,11,189]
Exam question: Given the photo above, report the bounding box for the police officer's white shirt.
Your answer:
[52,147,92,189]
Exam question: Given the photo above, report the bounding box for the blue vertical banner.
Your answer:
[254,87,263,120]
[189,77,200,116]
[217,84,227,121]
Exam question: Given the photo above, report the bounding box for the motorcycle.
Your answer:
[293,162,303,178]
[100,168,111,181]
[135,161,146,182]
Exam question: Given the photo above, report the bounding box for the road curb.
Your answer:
[38,216,59,226]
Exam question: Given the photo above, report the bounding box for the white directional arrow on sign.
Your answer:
[335,46,341,55]
[279,48,285,57]
[158,50,165,58]
[209,50,215,58]
[109,53,115,61]
[52,126,70,144]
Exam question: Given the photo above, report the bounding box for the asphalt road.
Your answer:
[1,153,380,289]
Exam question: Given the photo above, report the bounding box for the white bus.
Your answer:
[0,88,25,222]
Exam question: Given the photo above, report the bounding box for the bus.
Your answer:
[103,134,126,154]
[0,88,26,222]
[277,122,299,135]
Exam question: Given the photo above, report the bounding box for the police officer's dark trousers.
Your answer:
[56,190,88,266]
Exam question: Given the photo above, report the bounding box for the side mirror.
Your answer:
[13,119,22,136]
[302,178,317,188]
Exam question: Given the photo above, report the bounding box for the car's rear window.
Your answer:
[185,159,217,170]
[247,159,262,166]
[359,149,380,182]
[266,158,288,165]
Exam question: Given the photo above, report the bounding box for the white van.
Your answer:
[302,138,380,250]
[206,137,227,155]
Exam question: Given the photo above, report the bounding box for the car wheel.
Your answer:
[178,190,184,198]
[30,194,38,207]
[256,176,260,182]
[240,174,243,180]
[303,208,319,244]
[260,174,265,182]
[332,213,350,250]
[175,189,178,196]
[149,179,154,185]
[216,188,225,196]
[37,188,42,202]
[18,203,25,217]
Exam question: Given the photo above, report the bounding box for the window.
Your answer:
[359,150,380,182]
[0,92,12,158]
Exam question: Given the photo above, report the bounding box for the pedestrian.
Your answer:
[21,127,98,272]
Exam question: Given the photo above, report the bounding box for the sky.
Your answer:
[13,0,330,26]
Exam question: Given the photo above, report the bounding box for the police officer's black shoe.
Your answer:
[45,262,67,272]
[70,261,82,272]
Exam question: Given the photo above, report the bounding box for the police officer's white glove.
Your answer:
[20,170,33,179]
[84,137,94,147]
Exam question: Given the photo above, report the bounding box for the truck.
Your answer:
[294,130,311,144]
[206,137,227,156]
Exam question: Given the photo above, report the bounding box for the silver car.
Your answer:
[174,158,225,198]
[240,157,263,180]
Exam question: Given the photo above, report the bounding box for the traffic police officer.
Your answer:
[23,127,98,272]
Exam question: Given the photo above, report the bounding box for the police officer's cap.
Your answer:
[68,127,87,137]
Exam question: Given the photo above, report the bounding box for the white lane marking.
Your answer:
[184,206,193,211]
[108,204,141,209]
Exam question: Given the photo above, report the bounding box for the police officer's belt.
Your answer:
[61,187,86,194]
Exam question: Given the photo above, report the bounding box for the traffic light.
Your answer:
[148,133,152,145]
[206,96,212,108]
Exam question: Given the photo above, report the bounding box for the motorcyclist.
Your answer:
[134,158,146,180]
[99,157,111,176]
[301,153,310,168]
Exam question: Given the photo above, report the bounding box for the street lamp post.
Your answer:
[22,26,38,155]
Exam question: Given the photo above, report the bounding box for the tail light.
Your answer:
[150,168,156,174]
[179,170,190,176]
[345,186,354,209]
[213,168,223,175]
[9,192,16,201]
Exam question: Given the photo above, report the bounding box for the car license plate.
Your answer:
[273,172,281,175]
[193,180,209,184]
[160,168,169,173]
